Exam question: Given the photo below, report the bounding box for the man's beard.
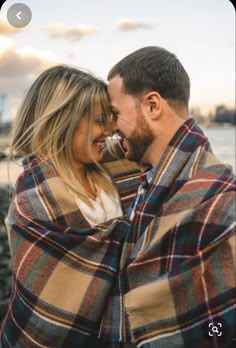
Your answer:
[125,112,154,163]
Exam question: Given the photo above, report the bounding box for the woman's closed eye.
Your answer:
[94,116,106,126]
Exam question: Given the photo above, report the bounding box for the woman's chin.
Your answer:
[93,151,103,162]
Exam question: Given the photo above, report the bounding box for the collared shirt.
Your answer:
[128,167,156,220]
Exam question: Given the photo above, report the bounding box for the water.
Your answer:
[0,127,235,184]
[202,127,235,173]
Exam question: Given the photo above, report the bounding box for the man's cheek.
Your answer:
[117,118,132,134]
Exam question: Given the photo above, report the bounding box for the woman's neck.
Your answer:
[77,167,97,200]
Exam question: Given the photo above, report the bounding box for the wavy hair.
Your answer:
[10,65,116,205]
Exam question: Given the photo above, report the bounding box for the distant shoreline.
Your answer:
[0,122,235,153]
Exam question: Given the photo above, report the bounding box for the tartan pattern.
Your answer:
[104,159,142,215]
[0,158,141,348]
[0,118,235,348]
[99,118,236,347]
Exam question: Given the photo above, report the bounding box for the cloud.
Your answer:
[0,45,58,117]
[0,19,19,35]
[0,47,56,77]
[0,35,13,51]
[44,23,97,40]
[118,17,152,31]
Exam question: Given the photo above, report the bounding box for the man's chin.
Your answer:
[123,141,141,162]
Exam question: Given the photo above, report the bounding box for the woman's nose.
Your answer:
[104,118,118,136]
[103,127,109,136]
[110,117,118,135]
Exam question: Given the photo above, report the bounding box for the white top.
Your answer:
[73,186,123,227]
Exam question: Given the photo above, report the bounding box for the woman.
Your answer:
[0,66,141,347]
[10,65,124,226]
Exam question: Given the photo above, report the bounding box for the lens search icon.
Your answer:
[208,322,222,337]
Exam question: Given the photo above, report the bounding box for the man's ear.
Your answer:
[141,92,162,120]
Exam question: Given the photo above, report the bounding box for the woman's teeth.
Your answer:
[94,141,106,149]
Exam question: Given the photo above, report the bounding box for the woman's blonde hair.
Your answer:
[10,65,116,205]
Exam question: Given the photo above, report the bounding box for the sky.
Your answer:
[0,0,235,121]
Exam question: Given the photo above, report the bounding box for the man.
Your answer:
[98,46,236,347]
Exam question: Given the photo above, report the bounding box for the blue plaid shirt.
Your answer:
[128,167,155,220]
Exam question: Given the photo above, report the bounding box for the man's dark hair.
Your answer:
[108,46,190,110]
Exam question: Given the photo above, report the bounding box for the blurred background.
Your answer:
[0,0,235,325]
[0,0,235,175]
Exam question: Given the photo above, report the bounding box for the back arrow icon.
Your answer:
[16,11,22,20]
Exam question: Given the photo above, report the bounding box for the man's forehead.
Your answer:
[108,75,124,97]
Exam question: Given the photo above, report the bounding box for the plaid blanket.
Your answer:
[0,157,141,347]
[0,118,235,348]
[99,118,236,347]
